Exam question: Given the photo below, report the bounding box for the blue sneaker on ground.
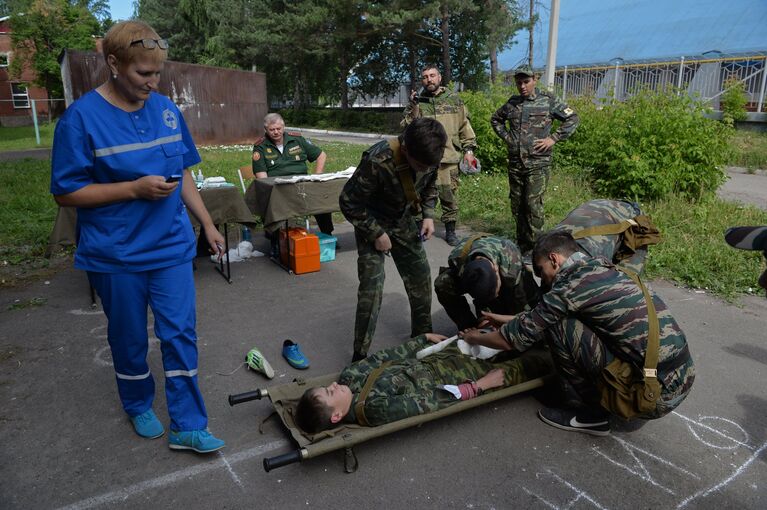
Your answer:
[130,409,165,439]
[168,429,225,453]
[282,339,310,369]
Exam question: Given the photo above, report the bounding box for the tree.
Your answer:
[8,0,100,100]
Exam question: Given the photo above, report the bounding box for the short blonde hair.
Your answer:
[102,20,167,67]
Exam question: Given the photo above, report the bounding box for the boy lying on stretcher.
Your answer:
[295,334,553,433]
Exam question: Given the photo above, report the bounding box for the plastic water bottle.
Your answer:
[241,226,251,242]
[196,168,204,185]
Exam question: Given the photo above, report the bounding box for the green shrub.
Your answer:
[459,82,514,174]
[557,89,731,201]
[278,108,402,134]
[720,77,749,125]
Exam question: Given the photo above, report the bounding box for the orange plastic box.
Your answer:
[279,227,320,274]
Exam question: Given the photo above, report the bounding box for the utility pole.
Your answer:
[544,0,560,89]
[528,0,534,67]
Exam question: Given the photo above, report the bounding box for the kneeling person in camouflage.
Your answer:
[462,231,694,436]
[294,334,553,432]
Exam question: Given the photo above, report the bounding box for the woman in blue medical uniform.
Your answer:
[51,20,225,453]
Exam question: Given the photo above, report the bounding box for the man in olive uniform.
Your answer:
[340,117,447,362]
[402,65,477,246]
[434,236,536,331]
[252,113,334,250]
[491,66,579,253]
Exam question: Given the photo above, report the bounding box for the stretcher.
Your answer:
[228,372,549,472]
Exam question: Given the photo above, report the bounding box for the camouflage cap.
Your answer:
[513,65,536,78]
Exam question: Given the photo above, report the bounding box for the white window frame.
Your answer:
[11,83,30,109]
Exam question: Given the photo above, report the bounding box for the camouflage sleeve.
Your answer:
[251,144,267,175]
[356,336,430,370]
[339,157,387,242]
[500,283,571,351]
[490,103,512,144]
[400,101,420,128]
[459,104,478,151]
[299,136,323,162]
[420,169,439,220]
[364,387,446,426]
[549,97,579,142]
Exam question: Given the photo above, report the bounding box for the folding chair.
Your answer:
[237,164,255,193]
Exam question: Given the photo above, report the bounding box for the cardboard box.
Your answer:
[279,227,320,274]
[316,233,337,262]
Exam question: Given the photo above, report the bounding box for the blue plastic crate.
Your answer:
[316,232,337,262]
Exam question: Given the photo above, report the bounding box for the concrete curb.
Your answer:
[287,126,395,139]
[727,165,767,176]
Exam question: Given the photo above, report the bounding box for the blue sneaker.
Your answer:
[168,429,225,453]
[282,339,310,369]
[130,409,164,439]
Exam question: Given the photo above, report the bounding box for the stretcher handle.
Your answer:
[228,388,268,406]
[263,450,303,472]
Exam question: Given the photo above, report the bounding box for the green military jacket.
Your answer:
[401,86,477,164]
[554,199,648,274]
[490,88,579,168]
[501,256,694,397]
[339,139,438,242]
[251,131,322,177]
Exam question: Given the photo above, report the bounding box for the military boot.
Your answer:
[444,222,459,246]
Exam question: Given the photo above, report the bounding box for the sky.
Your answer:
[107,0,134,21]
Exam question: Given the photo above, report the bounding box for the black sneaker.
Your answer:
[538,407,611,436]
[351,352,367,363]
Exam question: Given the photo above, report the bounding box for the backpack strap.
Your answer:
[615,267,659,379]
[354,361,392,427]
[387,138,421,215]
[458,234,490,264]
[572,219,638,239]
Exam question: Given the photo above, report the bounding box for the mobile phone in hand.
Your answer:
[166,174,182,183]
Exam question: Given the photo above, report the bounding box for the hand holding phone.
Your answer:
[166,174,182,183]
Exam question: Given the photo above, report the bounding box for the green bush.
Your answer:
[720,77,749,125]
[459,82,514,174]
[278,108,402,134]
[556,89,731,201]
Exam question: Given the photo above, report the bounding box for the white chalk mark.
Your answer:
[56,440,288,510]
[674,412,753,451]
[68,309,103,315]
[219,451,244,490]
[676,440,767,509]
[592,436,700,495]
[521,469,610,510]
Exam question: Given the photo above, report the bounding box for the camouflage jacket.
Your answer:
[401,86,477,164]
[501,256,693,391]
[447,236,527,298]
[490,89,579,167]
[339,139,438,242]
[554,199,647,274]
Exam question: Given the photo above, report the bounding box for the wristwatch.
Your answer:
[465,150,474,155]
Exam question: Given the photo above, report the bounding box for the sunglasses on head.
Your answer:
[129,38,169,50]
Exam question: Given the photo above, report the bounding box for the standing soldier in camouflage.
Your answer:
[463,231,694,436]
[402,64,478,246]
[340,118,447,362]
[294,333,553,432]
[491,66,579,253]
[434,235,537,330]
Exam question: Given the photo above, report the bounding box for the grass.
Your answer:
[727,129,767,171]
[0,122,56,151]
[2,140,766,299]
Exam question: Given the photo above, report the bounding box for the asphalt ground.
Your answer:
[1,134,765,509]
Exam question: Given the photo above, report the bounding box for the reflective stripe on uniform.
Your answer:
[115,370,151,380]
[93,134,183,158]
[165,368,198,378]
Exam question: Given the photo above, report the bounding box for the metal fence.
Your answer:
[550,52,767,112]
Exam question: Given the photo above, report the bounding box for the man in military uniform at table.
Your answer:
[252,113,334,255]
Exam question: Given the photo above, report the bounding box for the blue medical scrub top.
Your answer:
[51,91,201,273]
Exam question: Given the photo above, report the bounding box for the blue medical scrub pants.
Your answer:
[88,262,208,431]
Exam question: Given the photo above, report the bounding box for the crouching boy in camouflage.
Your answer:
[462,230,694,436]
[294,334,553,433]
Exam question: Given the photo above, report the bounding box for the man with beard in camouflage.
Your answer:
[491,66,579,253]
[340,118,447,362]
[462,230,694,436]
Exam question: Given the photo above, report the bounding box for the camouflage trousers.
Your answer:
[546,318,695,419]
[508,164,549,253]
[437,163,460,224]
[353,217,432,357]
